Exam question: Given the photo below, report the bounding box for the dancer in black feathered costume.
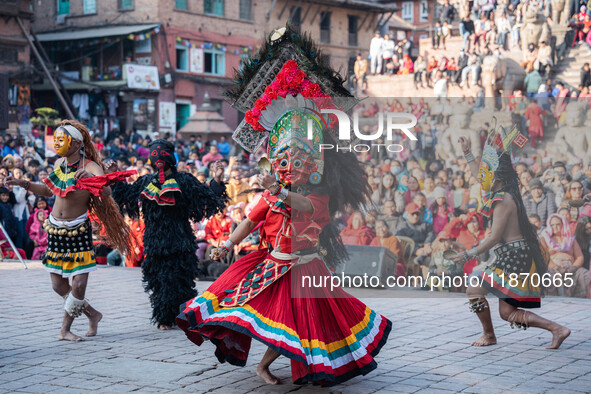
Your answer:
[110,139,227,329]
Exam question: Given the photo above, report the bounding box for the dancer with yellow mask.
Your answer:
[4,120,132,342]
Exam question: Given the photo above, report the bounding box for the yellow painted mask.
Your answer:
[478,162,495,192]
[53,128,72,157]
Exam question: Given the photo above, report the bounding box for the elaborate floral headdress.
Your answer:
[225,25,356,154]
[479,117,528,192]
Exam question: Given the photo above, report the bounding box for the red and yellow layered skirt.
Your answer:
[177,249,391,386]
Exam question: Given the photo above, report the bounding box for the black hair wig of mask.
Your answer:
[308,131,372,268]
[495,153,547,276]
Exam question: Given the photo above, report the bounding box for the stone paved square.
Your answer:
[1,262,590,393]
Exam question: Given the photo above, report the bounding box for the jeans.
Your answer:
[414,71,424,84]
[370,55,382,74]
[496,30,509,48]
[462,32,471,51]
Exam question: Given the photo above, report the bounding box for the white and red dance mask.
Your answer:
[267,108,324,187]
[148,139,176,184]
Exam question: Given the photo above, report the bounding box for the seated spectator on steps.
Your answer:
[340,211,375,246]
[370,219,406,277]
[396,203,435,277]
[540,214,589,298]
[205,208,232,264]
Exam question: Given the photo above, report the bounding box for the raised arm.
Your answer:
[4,176,52,197]
[258,173,314,213]
[458,136,481,181]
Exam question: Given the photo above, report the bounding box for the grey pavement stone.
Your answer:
[1,262,590,393]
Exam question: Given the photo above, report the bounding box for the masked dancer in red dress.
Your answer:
[177,26,391,386]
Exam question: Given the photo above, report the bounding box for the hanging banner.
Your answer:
[159,102,176,132]
[125,64,160,90]
[190,48,204,74]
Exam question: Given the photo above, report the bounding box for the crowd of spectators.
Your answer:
[1,97,590,297]
[356,0,591,101]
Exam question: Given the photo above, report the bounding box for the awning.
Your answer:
[34,24,159,42]
[388,14,416,31]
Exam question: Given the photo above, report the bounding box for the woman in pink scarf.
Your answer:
[340,211,375,246]
[540,214,588,297]
[28,209,49,260]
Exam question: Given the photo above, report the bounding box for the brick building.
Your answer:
[390,0,463,47]
[0,0,34,134]
[29,0,397,139]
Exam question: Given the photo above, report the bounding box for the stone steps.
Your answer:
[551,45,591,88]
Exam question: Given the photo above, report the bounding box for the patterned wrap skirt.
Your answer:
[177,249,392,387]
[480,239,542,308]
[42,217,96,278]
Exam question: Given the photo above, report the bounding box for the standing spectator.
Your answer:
[414,55,426,88]
[441,22,451,50]
[433,21,443,49]
[201,145,223,167]
[217,136,230,158]
[369,31,384,75]
[524,100,546,148]
[353,53,368,92]
[28,208,48,260]
[382,34,395,74]
[439,0,456,23]
[524,178,557,224]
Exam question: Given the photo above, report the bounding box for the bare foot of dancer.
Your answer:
[256,365,281,385]
[85,310,102,337]
[59,330,85,342]
[546,325,571,349]
[472,333,497,346]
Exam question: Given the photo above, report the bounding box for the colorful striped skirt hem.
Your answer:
[177,250,391,386]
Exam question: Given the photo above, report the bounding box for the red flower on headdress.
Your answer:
[244,61,336,130]
[303,83,322,97]
[264,85,278,100]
